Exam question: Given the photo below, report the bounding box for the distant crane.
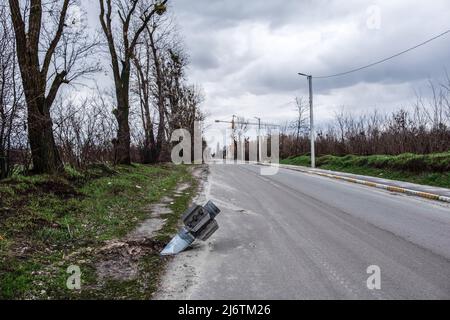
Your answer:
[214,118,280,129]
[214,116,280,162]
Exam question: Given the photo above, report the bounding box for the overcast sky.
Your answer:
[84,0,450,138]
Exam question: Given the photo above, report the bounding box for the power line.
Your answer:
[313,29,450,79]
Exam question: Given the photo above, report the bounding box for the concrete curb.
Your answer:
[271,164,450,204]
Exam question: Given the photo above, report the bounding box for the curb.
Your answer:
[272,164,450,204]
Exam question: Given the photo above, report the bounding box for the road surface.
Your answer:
[156,163,450,299]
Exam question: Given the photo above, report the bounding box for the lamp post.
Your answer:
[298,73,315,168]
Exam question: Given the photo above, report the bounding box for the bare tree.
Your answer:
[53,90,116,167]
[0,6,23,178]
[98,0,168,164]
[131,12,173,163]
[145,37,205,162]
[291,97,309,154]
[132,33,155,163]
[443,72,450,123]
[281,101,450,159]
[8,0,99,173]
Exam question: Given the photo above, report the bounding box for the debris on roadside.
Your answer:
[161,201,221,255]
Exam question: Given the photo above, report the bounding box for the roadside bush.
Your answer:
[425,153,450,172]
[282,152,450,173]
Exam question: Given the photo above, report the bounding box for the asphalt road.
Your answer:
[156,163,450,300]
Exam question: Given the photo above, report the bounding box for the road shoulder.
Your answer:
[269,163,450,203]
[154,165,211,300]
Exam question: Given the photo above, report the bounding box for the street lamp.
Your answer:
[298,72,315,169]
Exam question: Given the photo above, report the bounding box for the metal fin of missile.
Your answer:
[196,219,219,241]
[160,227,195,256]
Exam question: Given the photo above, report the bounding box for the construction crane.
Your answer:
[215,116,280,162]
[214,115,280,129]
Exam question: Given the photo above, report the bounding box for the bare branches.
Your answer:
[98,0,169,164]
[128,8,206,163]
[129,0,168,53]
[40,0,69,78]
[52,89,117,167]
[0,6,24,178]
[280,90,450,159]
[3,0,203,171]
[99,0,121,87]
[8,0,100,173]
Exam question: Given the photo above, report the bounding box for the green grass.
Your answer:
[0,163,198,299]
[281,152,450,188]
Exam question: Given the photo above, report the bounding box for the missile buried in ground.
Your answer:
[161,201,221,255]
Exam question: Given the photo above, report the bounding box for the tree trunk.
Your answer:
[141,106,156,164]
[114,92,131,165]
[149,30,165,164]
[9,0,67,174]
[0,149,6,179]
[27,96,63,173]
[143,114,158,164]
[133,51,157,165]
[99,0,168,166]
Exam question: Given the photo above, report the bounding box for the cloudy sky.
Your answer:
[84,0,450,138]
[170,0,450,126]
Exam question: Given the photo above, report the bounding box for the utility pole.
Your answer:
[298,73,315,168]
[254,117,261,162]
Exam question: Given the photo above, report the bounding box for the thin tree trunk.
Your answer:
[113,87,131,165]
[133,51,156,164]
[148,29,165,163]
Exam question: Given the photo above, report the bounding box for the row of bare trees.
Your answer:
[0,6,24,179]
[279,79,450,159]
[1,0,203,178]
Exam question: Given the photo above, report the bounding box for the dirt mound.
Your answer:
[95,238,165,281]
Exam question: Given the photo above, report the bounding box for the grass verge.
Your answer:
[0,163,198,299]
[281,152,450,189]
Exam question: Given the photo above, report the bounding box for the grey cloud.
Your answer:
[171,0,365,29]
[173,0,450,96]
[82,0,450,125]
[189,41,221,70]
